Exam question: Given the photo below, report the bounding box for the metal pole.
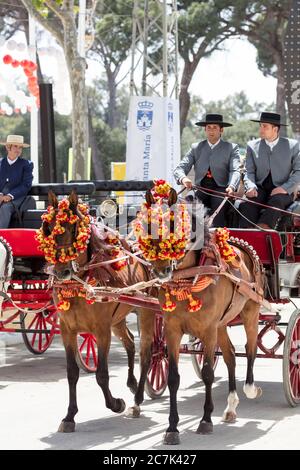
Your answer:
[173,0,179,99]
[129,0,139,95]
[162,0,168,97]
[142,0,149,95]
[28,15,39,183]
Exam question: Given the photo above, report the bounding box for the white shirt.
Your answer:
[265,137,279,150]
[207,139,220,149]
[7,157,18,165]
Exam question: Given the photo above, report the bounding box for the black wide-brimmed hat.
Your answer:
[250,112,288,126]
[195,113,233,127]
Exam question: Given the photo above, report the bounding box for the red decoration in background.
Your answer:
[2,54,40,109]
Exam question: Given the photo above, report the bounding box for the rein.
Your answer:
[193,184,300,219]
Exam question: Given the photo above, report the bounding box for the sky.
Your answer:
[189,38,277,105]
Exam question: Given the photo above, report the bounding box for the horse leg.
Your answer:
[126,309,155,418]
[197,331,217,435]
[240,301,262,399]
[95,327,126,414]
[58,328,79,433]
[112,320,138,395]
[163,325,183,445]
[218,326,239,423]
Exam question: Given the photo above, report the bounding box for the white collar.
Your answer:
[207,139,220,149]
[265,137,279,150]
[7,157,19,165]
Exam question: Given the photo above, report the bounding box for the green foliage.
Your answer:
[181,91,276,153]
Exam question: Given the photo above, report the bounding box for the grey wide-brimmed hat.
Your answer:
[0,135,30,147]
[195,113,233,127]
[250,112,288,126]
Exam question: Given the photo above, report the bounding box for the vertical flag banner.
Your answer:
[126,96,180,186]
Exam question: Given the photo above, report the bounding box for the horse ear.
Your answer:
[145,189,155,206]
[48,190,58,208]
[168,188,177,207]
[69,190,78,208]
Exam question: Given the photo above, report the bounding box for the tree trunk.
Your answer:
[106,68,117,129]
[88,106,105,179]
[67,56,88,179]
[179,62,194,135]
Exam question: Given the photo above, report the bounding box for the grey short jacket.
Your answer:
[243,137,300,194]
[173,139,241,190]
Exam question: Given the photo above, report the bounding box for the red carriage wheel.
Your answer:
[145,315,168,399]
[76,333,98,373]
[21,309,58,354]
[189,337,220,379]
[283,308,300,407]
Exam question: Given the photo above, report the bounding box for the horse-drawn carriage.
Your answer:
[0,180,299,443]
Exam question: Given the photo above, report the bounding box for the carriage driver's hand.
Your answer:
[225,186,235,196]
[270,186,288,196]
[181,177,193,189]
[245,188,258,198]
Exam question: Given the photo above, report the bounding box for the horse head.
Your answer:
[133,180,193,279]
[36,190,91,281]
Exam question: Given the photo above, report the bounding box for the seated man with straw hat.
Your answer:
[0,135,33,228]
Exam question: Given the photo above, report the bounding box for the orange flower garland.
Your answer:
[35,198,91,264]
[56,278,97,312]
[133,179,191,261]
[214,227,237,263]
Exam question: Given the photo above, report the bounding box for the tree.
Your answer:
[181,91,275,154]
[21,0,100,179]
[228,0,292,134]
[177,0,238,133]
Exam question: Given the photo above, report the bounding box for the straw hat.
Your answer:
[0,135,30,147]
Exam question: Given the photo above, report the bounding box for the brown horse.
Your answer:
[138,186,265,445]
[38,191,155,432]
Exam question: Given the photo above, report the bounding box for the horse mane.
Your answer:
[88,224,144,288]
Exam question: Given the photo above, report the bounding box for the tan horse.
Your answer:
[39,191,155,432]
[142,188,265,445]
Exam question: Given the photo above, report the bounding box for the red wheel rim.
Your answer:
[25,311,57,353]
[289,318,300,401]
[77,333,98,372]
[147,316,168,393]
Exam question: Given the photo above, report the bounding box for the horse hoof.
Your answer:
[58,421,75,433]
[125,405,141,418]
[197,421,213,434]
[222,411,236,423]
[114,398,126,414]
[243,384,263,399]
[163,432,180,445]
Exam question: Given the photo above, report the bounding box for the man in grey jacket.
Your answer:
[174,113,240,227]
[239,112,300,229]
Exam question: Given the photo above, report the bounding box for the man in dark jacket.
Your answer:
[174,114,240,227]
[239,112,300,229]
[0,135,33,228]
